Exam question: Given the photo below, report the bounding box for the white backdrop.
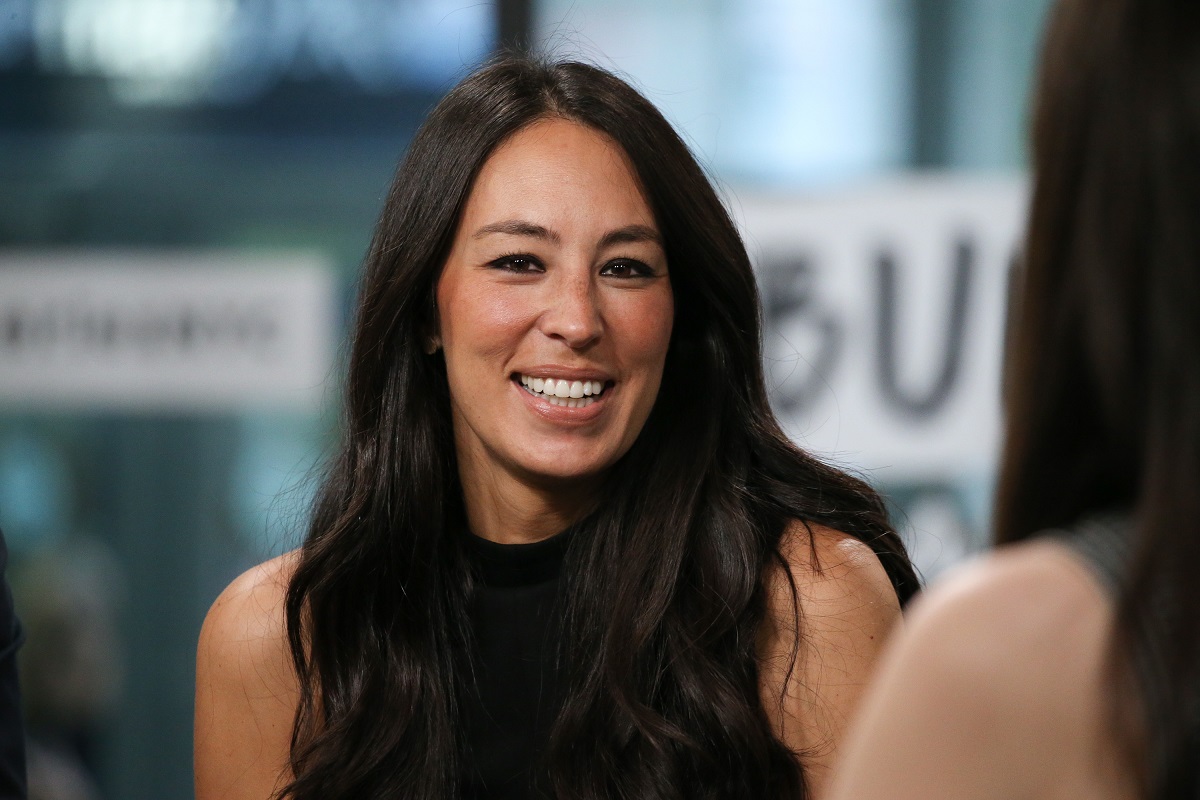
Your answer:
[0,251,336,412]
[734,174,1028,576]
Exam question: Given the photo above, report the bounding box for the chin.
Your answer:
[517,453,617,486]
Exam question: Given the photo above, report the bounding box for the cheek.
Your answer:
[437,280,528,355]
[613,290,675,373]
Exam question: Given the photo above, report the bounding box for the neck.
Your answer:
[457,457,599,545]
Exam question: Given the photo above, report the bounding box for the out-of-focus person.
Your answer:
[0,529,27,799]
[828,1,1200,798]
[14,538,120,800]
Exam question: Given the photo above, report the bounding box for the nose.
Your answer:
[539,271,603,349]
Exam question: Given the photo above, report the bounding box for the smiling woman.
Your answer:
[438,118,675,524]
[193,56,918,800]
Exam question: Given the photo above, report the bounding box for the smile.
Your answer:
[517,374,608,408]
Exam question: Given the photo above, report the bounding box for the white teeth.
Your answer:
[542,395,595,408]
[517,374,607,403]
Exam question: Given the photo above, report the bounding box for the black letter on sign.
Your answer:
[761,255,843,415]
[875,237,974,420]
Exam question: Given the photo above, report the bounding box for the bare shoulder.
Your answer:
[827,538,1119,800]
[901,538,1110,686]
[201,551,298,651]
[889,538,1115,742]
[195,550,302,800]
[767,520,901,635]
[198,551,300,697]
[759,521,903,795]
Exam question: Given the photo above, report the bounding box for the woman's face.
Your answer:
[436,116,674,491]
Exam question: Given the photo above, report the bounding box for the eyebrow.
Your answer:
[473,220,560,243]
[599,224,662,249]
[472,220,662,249]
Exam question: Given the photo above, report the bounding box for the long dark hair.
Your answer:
[283,55,917,799]
[994,0,1200,795]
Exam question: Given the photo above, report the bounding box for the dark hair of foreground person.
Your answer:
[994,0,1200,794]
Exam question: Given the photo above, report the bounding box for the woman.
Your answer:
[829,1,1200,798]
[195,56,917,800]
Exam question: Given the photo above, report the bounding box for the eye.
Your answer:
[599,259,655,278]
[489,253,544,273]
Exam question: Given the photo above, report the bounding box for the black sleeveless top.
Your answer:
[1052,514,1132,595]
[461,528,571,799]
[1053,513,1181,791]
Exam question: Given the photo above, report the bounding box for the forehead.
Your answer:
[460,116,657,231]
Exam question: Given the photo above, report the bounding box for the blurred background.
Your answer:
[0,0,1049,797]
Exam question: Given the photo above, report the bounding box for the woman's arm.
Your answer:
[195,553,300,800]
[825,540,1128,800]
[758,522,903,798]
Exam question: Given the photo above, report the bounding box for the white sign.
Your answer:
[0,251,337,411]
[735,174,1028,482]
